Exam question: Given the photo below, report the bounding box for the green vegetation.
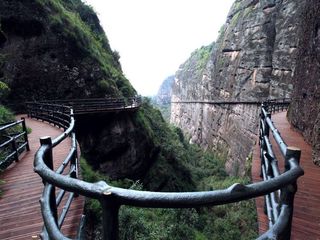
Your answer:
[82,98,258,239]
[243,5,254,17]
[186,44,214,72]
[230,11,242,30]
[35,0,135,97]
[196,45,213,70]
[153,102,171,122]
[0,54,9,102]
[0,105,15,195]
[0,81,10,102]
[0,105,14,124]
[217,24,226,41]
[232,1,242,13]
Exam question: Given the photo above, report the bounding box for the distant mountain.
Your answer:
[152,75,175,122]
[155,75,175,105]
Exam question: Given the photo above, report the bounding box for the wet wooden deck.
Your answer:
[0,116,84,239]
[252,111,320,239]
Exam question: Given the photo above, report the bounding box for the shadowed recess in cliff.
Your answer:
[0,31,6,48]
[1,17,44,38]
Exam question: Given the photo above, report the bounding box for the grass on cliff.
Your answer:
[81,98,258,239]
[183,44,214,74]
[35,0,135,97]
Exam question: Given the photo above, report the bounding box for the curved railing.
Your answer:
[0,118,30,170]
[33,96,142,115]
[28,98,304,240]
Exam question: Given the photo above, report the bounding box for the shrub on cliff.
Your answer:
[35,0,135,97]
[0,81,10,102]
[0,105,14,124]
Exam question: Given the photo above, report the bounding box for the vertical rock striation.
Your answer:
[288,0,320,165]
[171,0,303,175]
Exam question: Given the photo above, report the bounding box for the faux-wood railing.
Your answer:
[32,96,142,115]
[29,98,304,240]
[0,118,30,170]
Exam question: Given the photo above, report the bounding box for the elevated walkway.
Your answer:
[0,116,84,239]
[252,111,319,239]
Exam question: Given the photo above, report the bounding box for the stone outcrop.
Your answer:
[171,0,303,175]
[155,75,175,105]
[288,0,320,166]
[75,112,158,179]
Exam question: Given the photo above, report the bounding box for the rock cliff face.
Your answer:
[0,0,134,105]
[0,0,155,180]
[75,112,158,179]
[288,0,320,165]
[171,0,303,175]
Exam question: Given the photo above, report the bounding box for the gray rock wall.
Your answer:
[171,0,303,175]
[288,0,320,165]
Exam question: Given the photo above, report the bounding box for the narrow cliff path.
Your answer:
[252,111,319,239]
[0,115,84,240]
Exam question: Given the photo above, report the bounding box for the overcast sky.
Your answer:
[85,0,235,96]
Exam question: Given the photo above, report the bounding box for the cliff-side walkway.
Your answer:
[0,116,84,240]
[252,111,319,239]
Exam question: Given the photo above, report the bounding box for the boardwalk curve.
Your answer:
[0,116,84,240]
[252,111,320,239]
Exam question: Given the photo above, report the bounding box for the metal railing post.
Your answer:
[279,146,301,240]
[12,137,19,162]
[260,105,267,178]
[101,194,120,240]
[21,117,30,151]
[70,130,79,197]
[40,136,58,225]
[265,112,271,137]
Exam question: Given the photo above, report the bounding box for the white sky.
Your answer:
[85,0,235,96]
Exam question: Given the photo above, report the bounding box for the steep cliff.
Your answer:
[0,0,196,187]
[0,0,135,105]
[171,0,302,175]
[288,0,320,165]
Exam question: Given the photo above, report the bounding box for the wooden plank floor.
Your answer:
[0,115,84,239]
[252,111,320,239]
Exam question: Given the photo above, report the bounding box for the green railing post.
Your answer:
[40,136,58,225]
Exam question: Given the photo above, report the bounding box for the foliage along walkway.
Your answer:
[252,111,320,239]
[0,115,84,240]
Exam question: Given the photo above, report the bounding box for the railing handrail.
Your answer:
[0,118,30,170]
[27,96,142,115]
[0,119,24,131]
[29,97,303,240]
[171,97,292,105]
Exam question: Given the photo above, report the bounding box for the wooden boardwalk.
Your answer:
[252,111,320,239]
[0,116,84,240]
